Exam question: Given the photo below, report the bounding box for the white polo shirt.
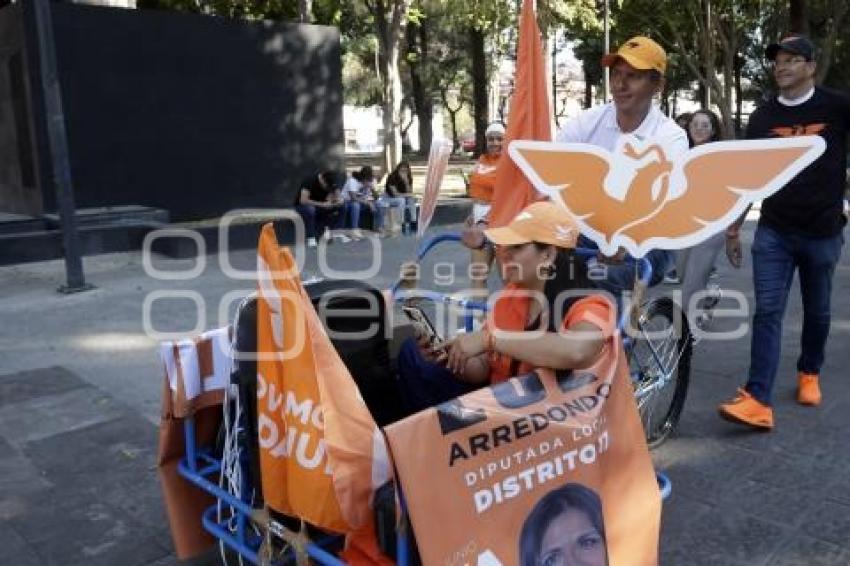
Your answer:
[555,102,688,158]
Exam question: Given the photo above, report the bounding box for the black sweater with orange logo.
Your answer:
[746,86,850,237]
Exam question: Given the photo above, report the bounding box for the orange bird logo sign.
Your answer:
[509,136,825,257]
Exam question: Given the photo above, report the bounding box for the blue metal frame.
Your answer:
[175,231,670,565]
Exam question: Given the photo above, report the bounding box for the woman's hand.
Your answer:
[443,332,487,376]
[414,330,446,365]
[461,224,486,250]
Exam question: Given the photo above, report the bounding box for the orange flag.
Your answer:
[488,0,552,228]
[256,224,390,533]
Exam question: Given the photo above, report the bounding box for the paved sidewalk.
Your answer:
[0,220,848,565]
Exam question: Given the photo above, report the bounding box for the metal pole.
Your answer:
[32,0,92,293]
[603,0,610,102]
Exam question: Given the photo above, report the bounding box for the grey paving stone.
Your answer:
[719,479,821,529]
[744,452,831,493]
[660,507,789,565]
[660,493,713,557]
[11,490,171,566]
[0,366,88,408]
[801,500,850,548]
[767,535,850,566]
[22,414,157,481]
[0,440,53,497]
[0,521,41,565]
[0,387,126,446]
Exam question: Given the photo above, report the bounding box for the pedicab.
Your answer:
[167,228,678,566]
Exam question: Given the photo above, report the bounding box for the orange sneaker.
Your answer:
[797,372,822,406]
[718,388,774,430]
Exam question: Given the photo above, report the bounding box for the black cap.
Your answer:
[766,35,815,61]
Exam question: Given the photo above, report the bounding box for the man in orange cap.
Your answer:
[556,36,688,295]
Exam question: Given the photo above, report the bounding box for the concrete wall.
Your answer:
[0,4,41,215]
[17,3,344,221]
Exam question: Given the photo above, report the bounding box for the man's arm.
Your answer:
[299,187,328,207]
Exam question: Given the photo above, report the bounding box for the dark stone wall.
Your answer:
[0,4,42,215]
[23,3,344,221]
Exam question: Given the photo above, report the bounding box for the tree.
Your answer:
[442,0,514,155]
[617,0,752,138]
[299,0,313,23]
[365,0,414,174]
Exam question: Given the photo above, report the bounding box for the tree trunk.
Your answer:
[815,0,848,84]
[789,0,809,35]
[298,0,312,23]
[734,53,743,136]
[407,22,433,154]
[583,63,593,109]
[440,88,462,154]
[470,27,488,157]
[370,0,412,175]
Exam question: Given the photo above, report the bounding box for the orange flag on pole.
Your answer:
[488,0,552,228]
[256,224,390,533]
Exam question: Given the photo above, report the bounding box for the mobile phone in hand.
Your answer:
[402,305,443,348]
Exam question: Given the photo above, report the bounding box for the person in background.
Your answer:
[341,165,380,240]
[293,170,349,248]
[466,122,505,292]
[383,160,416,236]
[662,111,697,284]
[676,109,727,327]
[719,35,848,430]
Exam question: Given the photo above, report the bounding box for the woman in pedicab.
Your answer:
[396,201,616,415]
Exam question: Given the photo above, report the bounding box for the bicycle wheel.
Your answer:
[628,296,692,448]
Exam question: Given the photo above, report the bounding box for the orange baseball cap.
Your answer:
[601,36,667,75]
[485,201,579,249]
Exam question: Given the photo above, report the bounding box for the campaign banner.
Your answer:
[384,335,659,566]
[508,135,825,257]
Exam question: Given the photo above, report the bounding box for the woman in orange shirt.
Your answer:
[396,202,614,414]
[466,122,505,292]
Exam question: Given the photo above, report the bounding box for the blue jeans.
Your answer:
[345,200,381,231]
[745,224,844,404]
[396,338,478,416]
[294,204,343,239]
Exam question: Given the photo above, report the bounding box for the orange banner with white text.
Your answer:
[256,224,390,533]
[385,335,660,566]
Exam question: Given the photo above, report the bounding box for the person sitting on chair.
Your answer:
[396,202,613,415]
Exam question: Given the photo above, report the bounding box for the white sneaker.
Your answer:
[306,237,317,248]
[335,233,352,243]
[351,229,364,240]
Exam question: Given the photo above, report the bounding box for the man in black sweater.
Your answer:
[293,170,348,247]
[719,36,848,430]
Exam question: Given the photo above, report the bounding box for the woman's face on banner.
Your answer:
[537,508,607,566]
